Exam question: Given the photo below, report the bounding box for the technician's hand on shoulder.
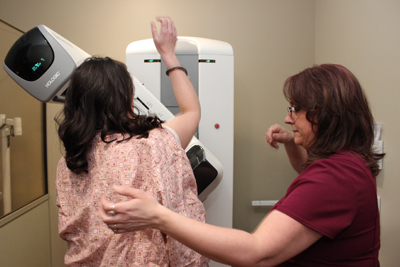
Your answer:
[99,186,163,233]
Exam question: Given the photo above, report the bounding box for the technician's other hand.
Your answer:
[151,17,177,59]
[99,186,162,233]
[265,124,293,149]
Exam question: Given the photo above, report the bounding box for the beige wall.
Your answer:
[0,0,399,266]
[46,103,65,266]
[0,198,51,267]
[315,1,400,266]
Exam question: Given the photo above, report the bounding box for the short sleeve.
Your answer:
[162,125,181,146]
[273,159,358,238]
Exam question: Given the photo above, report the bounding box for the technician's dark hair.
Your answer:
[55,57,163,174]
[283,63,384,176]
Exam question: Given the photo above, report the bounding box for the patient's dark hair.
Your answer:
[283,63,384,176]
[56,57,162,174]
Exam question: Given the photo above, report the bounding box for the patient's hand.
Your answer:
[151,17,177,61]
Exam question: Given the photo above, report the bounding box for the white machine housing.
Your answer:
[3,25,224,202]
[131,76,224,201]
[3,25,90,103]
[126,37,234,239]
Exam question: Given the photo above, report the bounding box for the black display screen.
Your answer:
[193,160,218,195]
[186,145,218,195]
[4,27,54,81]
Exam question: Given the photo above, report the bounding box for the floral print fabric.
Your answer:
[57,128,209,266]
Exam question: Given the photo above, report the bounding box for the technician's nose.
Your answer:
[284,113,294,124]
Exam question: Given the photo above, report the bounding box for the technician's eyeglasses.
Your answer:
[287,106,301,117]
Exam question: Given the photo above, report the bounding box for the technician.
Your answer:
[100,63,383,266]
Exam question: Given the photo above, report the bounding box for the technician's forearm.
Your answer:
[284,140,307,174]
[155,206,276,267]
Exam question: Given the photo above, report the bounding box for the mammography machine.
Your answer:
[2,25,224,201]
[126,38,234,238]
